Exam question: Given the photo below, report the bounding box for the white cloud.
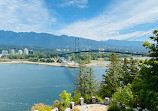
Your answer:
[0,0,56,32]
[107,30,153,40]
[60,0,88,8]
[56,0,158,40]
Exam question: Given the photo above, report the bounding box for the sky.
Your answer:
[0,0,158,41]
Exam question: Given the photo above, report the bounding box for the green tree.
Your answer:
[100,53,120,98]
[74,67,98,96]
[133,30,158,110]
[87,68,98,95]
[119,57,139,87]
[112,84,134,107]
[59,90,72,107]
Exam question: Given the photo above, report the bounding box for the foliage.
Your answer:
[118,58,139,87]
[108,103,121,111]
[52,100,60,109]
[52,100,67,111]
[84,95,92,103]
[124,109,134,111]
[132,30,158,110]
[59,90,72,107]
[112,84,134,107]
[31,103,52,111]
[95,95,102,102]
[100,53,120,98]
[72,92,81,105]
[74,67,98,96]
[71,108,81,111]
[84,95,102,104]
[71,53,132,65]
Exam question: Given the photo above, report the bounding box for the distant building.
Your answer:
[56,49,61,52]
[63,49,69,52]
[10,49,15,55]
[2,50,8,55]
[29,50,34,54]
[24,48,29,55]
[18,50,23,55]
[98,48,105,51]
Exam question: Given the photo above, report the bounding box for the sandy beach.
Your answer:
[0,57,150,68]
[0,59,110,68]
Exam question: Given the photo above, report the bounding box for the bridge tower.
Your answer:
[75,38,79,52]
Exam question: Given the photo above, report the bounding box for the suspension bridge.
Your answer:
[58,37,148,57]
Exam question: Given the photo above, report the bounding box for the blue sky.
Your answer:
[0,0,158,41]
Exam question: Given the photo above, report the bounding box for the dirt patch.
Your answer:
[87,106,107,111]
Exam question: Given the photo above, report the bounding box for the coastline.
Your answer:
[0,60,110,68]
[0,57,150,68]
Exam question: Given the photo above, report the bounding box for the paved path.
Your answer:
[75,104,108,111]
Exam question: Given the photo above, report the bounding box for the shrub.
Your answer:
[108,103,121,111]
[112,84,133,107]
[73,92,81,105]
[95,95,102,102]
[84,95,102,103]
[59,106,66,111]
[71,108,81,111]
[125,109,134,111]
[59,90,72,107]
[84,95,91,103]
[52,100,60,109]
[31,103,52,111]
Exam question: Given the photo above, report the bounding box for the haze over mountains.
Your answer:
[0,30,146,52]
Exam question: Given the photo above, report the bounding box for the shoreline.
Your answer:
[0,57,150,68]
[0,60,110,68]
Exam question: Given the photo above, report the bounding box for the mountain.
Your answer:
[0,30,147,52]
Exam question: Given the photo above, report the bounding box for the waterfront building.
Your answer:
[29,50,33,54]
[2,50,8,55]
[24,48,29,55]
[18,50,23,55]
[10,49,15,54]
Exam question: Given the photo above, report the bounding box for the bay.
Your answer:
[0,64,107,111]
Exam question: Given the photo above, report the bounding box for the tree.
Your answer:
[112,84,134,107]
[100,53,120,98]
[119,57,139,87]
[133,30,158,110]
[59,90,72,107]
[74,67,98,96]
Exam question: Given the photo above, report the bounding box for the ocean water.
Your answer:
[0,64,106,111]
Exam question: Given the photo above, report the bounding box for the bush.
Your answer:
[125,109,134,111]
[72,92,81,105]
[31,103,52,111]
[59,106,66,111]
[52,100,60,109]
[108,103,121,111]
[71,108,81,111]
[95,95,102,102]
[84,95,92,103]
[84,95,102,103]
[112,84,133,107]
[59,90,72,107]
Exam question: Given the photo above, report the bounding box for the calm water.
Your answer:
[0,64,107,111]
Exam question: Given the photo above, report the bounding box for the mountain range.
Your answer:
[0,30,147,52]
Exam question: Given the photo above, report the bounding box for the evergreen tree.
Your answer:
[74,67,98,97]
[100,53,120,98]
[74,67,85,96]
[86,68,98,95]
[133,30,158,110]
[119,57,139,87]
